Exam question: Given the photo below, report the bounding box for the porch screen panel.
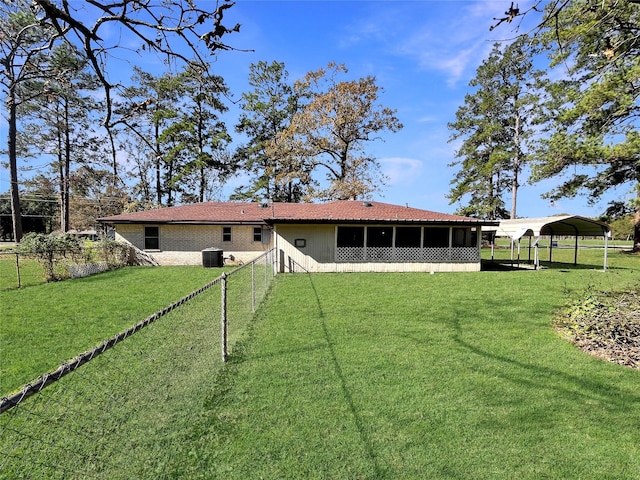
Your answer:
[423,227,449,247]
[337,226,364,247]
[453,228,473,247]
[366,227,393,261]
[395,227,421,247]
[366,227,393,247]
[336,226,365,262]
[395,227,422,262]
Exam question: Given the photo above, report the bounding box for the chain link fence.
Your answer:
[0,249,275,479]
[0,252,47,290]
[0,241,130,290]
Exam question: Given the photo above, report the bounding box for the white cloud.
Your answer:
[380,157,424,186]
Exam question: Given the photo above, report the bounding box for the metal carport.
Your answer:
[487,215,611,270]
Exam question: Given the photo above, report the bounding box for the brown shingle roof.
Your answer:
[98,201,494,225]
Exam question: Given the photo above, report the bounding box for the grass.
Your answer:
[0,253,45,289]
[1,248,639,478]
[482,237,634,269]
[0,265,231,395]
[169,253,639,479]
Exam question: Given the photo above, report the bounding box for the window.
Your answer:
[367,226,393,247]
[144,226,159,250]
[222,226,231,242]
[395,227,421,248]
[337,226,364,247]
[423,228,449,248]
[253,227,262,242]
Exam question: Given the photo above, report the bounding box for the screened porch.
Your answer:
[335,225,480,263]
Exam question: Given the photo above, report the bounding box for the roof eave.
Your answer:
[266,218,498,226]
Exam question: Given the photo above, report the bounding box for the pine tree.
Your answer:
[448,36,544,219]
[20,43,103,232]
[529,0,640,251]
[234,61,309,202]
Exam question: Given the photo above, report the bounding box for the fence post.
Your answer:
[251,261,256,313]
[265,250,269,289]
[15,253,21,289]
[221,272,228,363]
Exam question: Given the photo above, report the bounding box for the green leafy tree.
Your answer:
[234,61,309,202]
[120,65,233,206]
[20,43,103,232]
[2,0,240,240]
[509,0,640,251]
[1,1,56,242]
[118,68,185,206]
[70,167,129,230]
[171,63,233,203]
[448,36,544,219]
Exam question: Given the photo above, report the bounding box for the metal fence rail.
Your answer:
[0,248,275,479]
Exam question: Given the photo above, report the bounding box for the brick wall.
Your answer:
[114,223,270,265]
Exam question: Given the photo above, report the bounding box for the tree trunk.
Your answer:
[199,163,206,203]
[511,112,520,219]
[63,100,71,232]
[8,90,23,243]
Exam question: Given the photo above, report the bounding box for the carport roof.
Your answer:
[487,215,610,241]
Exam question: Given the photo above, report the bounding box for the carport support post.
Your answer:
[221,273,228,363]
[603,230,608,272]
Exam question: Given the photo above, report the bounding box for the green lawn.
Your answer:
[0,254,45,289]
[1,250,639,479]
[0,265,229,395]
[170,254,639,479]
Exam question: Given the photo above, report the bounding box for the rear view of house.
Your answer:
[99,200,497,273]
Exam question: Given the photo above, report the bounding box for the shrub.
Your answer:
[17,233,82,281]
[17,233,130,282]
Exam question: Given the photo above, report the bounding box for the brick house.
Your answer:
[98,200,497,272]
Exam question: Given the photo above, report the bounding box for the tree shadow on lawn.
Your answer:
[304,272,385,479]
[449,311,640,409]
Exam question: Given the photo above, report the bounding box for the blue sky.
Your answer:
[204,0,621,218]
[1,0,625,219]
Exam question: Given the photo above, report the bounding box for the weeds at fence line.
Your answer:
[0,249,275,479]
[0,240,129,291]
